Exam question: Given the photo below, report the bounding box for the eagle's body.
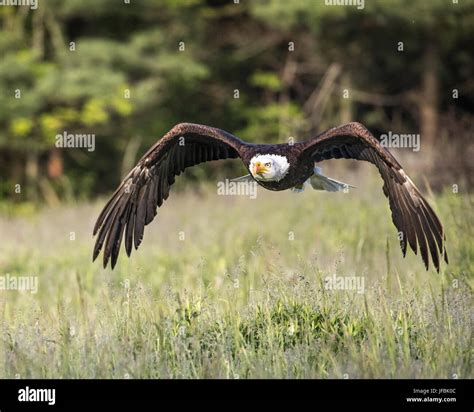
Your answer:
[242,145,313,190]
[93,122,448,272]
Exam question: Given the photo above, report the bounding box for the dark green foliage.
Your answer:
[0,0,473,202]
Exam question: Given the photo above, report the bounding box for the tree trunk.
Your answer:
[25,150,39,202]
[340,72,353,125]
[419,44,439,169]
[47,148,63,179]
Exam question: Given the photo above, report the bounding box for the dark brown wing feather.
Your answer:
[300,122,448,272]
[93,123,244,269]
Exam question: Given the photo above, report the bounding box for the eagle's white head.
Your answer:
[249,154,290,181]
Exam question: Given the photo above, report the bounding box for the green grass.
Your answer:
[0,172,472,378]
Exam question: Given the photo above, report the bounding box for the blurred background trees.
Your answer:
[0,0,472,205]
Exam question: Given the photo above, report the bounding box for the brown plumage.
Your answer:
[93,122,448,271]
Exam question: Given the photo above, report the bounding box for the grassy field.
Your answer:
[0,170,472,379]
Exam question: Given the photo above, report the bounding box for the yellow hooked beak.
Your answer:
[253,161,268,175]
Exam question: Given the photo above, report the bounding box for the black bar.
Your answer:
[0,379,471,408]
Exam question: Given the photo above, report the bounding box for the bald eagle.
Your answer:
[93,122,448,271]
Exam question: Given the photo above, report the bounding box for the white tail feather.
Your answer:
[230,174,254,182]
[309,167,354,192]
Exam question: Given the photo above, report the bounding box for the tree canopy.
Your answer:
[0,0,472,203]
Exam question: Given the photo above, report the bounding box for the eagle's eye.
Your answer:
[265,162,272,168]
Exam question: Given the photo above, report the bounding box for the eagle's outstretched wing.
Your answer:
[299,122,448,272]
[93,123,244,268]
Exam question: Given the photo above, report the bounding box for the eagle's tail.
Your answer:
[309,166,355,192]
[230,174,254,182]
